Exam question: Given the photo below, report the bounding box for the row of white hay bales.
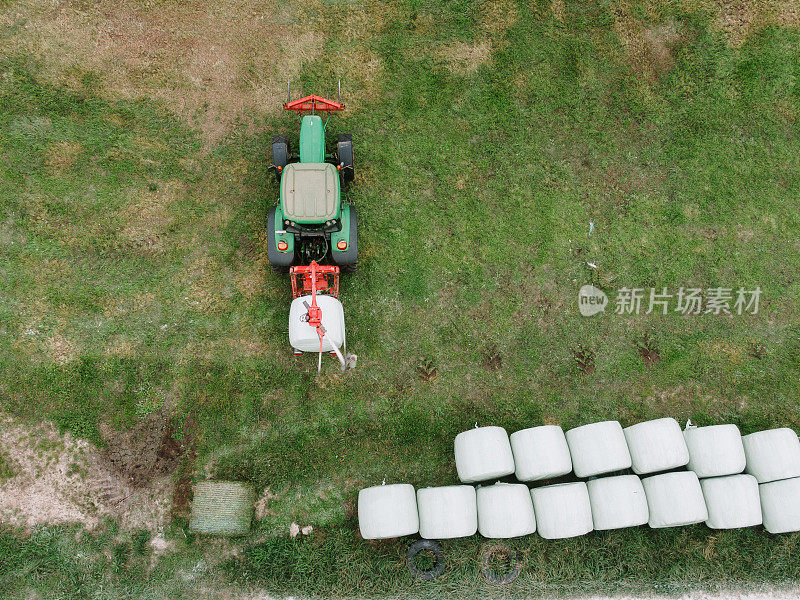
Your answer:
[358,419,800,540]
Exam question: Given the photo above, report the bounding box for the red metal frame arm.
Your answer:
[284,94,344,113]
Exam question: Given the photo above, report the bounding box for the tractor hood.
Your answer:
[280,162,341,224]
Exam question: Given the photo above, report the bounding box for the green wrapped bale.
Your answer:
[189,481,255,535]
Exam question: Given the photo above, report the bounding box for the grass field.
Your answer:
[1,0,800,597]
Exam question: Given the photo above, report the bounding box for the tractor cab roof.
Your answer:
[280,162,340,224]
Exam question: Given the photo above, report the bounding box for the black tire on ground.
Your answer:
[337,133,354,182]
[406,539,446,581]
[272,135,289,182]
[333,205,357,273]
[480,543,522,585]
[266,206,292,273]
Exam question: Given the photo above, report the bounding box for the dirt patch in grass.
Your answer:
[440,40,493,75]
[572,345,596,375]
[637,333,660,368]
[613,5,684,81]
[234,265,265,299]
[116,180,183,255]
[0,414,173,531]
[99,408,189,488]
[713,0,800,47]
[0,0,325,141]
[226,336,269,358]
[168,415,197,520]
[483,343,503,371]
[254,487,279,520]
[45,140,82,175]
[417,358,438,382]
[479,0,519,39]
[181,254,233,313]
[45,333,80,365]
[551,0,566,22]
[105,337,140,358]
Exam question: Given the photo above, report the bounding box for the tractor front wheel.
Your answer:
[271,135,290,182]
[337,134,354,183]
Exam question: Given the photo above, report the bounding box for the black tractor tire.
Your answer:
[266,206,292,274]
[480,543,522,585]
[406,540,446,581]
[333,206,357,273]
[272,135,290,182]
[336,133,354,183]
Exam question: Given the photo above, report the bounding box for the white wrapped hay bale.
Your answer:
[476,483,536,538]
[684,424,746,478]
[531,482,593,539]
[417,486,478,540]
[642,472,708,528]
[586,475,649,531]
[289,295,345,352]
[623,418,689,475]
[510,425,572,482]
[565,421,632,478]
[358,484,419,540]
[742,428,800,483]
[454,426,515,483]
[760,477,800,534]
[700,474,761,529]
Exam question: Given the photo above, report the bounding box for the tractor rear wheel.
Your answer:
[272,135,290,182]
[337,134,354,183]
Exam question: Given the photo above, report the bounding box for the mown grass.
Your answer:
[1,0,800,597]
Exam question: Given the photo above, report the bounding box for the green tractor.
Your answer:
[266,92,357,273]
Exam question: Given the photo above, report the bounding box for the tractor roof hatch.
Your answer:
[280,162,340,223]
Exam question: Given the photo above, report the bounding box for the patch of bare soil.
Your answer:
[613,6,684,81]
[439,40,493,75]
[0,414,174,531]
[479,0,519,38]
[714,0,800,47]
[45,140,82,174]
[572,345,596,375]
[99,408,193,488]
[551,0,566,21]
[1,0,325,141]
[45,333,80,365]
[637,333,661,368]
[483,343,503,371]
[417,358,438,382]
[1,0,399,142]
[115,180,183,255]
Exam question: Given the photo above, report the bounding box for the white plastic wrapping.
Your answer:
[358,484,419,540]
[641,472,708,528]
[760,477,800,534]
[700,474,761,530]
[742,428,800,484]
[416,486,478,540]
[684,424,746,478]
[531,482,593,539]
[623,418,689,475]
[586,475,649,531]
[454,426,515,483]
[476,483,537,538]
[289,295,346,352]
[565,421,632,478]
[509,425,572,482]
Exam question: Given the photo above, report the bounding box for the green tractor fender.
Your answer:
[267,205,294,272]
[332,204,357,271]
